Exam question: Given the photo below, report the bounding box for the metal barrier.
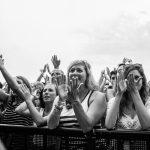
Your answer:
[0,124,150,150]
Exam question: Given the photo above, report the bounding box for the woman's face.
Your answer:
[127,69,143,91]
[69,64,87,85]
[42,84,57,102]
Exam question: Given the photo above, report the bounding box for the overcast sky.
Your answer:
[1,0,150,83]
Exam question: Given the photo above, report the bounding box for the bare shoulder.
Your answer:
[89,90,106,106]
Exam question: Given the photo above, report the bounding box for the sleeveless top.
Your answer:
[59,90,94,128]
[1,96,33,150]
[107,97,143,130]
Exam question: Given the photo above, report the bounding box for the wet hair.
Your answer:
[67,60,98,91]
[119,64,148,117]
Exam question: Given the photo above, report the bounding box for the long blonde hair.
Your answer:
[67,60,98,91]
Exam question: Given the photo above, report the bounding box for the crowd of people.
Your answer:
[0,54,150,150]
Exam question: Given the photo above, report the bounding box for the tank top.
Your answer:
[59,90,93,128]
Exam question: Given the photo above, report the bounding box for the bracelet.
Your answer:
[54,104,63,111]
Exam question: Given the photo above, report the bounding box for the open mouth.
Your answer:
[43,96,50,99]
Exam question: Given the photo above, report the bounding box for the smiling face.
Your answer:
[127,69,143,91]
[42,84,57,103]
[69,64,87,86]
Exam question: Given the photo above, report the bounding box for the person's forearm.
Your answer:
[36,73,44,82]
[47,105,62,129]
[105,93,122,129]
[26,97,45,126]
[0,66,26,100]
[72,100,93,133]
[131,91,150,129]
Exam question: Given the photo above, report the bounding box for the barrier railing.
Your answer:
[0,124,150,150]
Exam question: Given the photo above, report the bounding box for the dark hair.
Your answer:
[119,64,148,117]
[110,70,117,79]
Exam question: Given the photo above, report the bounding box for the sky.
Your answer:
[1,0,150,83]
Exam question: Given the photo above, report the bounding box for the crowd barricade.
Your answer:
[0,124,150,150]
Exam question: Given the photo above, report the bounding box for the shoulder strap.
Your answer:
[87,90,94,107]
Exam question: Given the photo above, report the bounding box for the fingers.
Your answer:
[77,83,84,91]
[136,76,143,84]
[0,54,4,63]
[19,83,30,94]
[127,74,135,89]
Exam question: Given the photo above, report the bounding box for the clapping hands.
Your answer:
[54,74,68,103]
[127,74,142,93]
[117,71,127,95]
[67,77,84,104]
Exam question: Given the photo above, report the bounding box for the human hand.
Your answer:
[0,55,4,70]
[45,75,50,83]
[55,74,68,103]
[127,74,142,93]
[67,77,83,104]
[51,55,60,69]
[117,72,127,95]
[20,84,34,101]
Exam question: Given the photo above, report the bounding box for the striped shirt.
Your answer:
[1,96,33,150]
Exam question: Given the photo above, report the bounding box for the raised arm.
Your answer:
[19,84,47,127]
[47,74,67,129]
[105,72,127,129]
[37,64,47,82]
[128,74,150,130]
[0,89,9,102]
[0,55,26,100]
[51,55,60,69]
